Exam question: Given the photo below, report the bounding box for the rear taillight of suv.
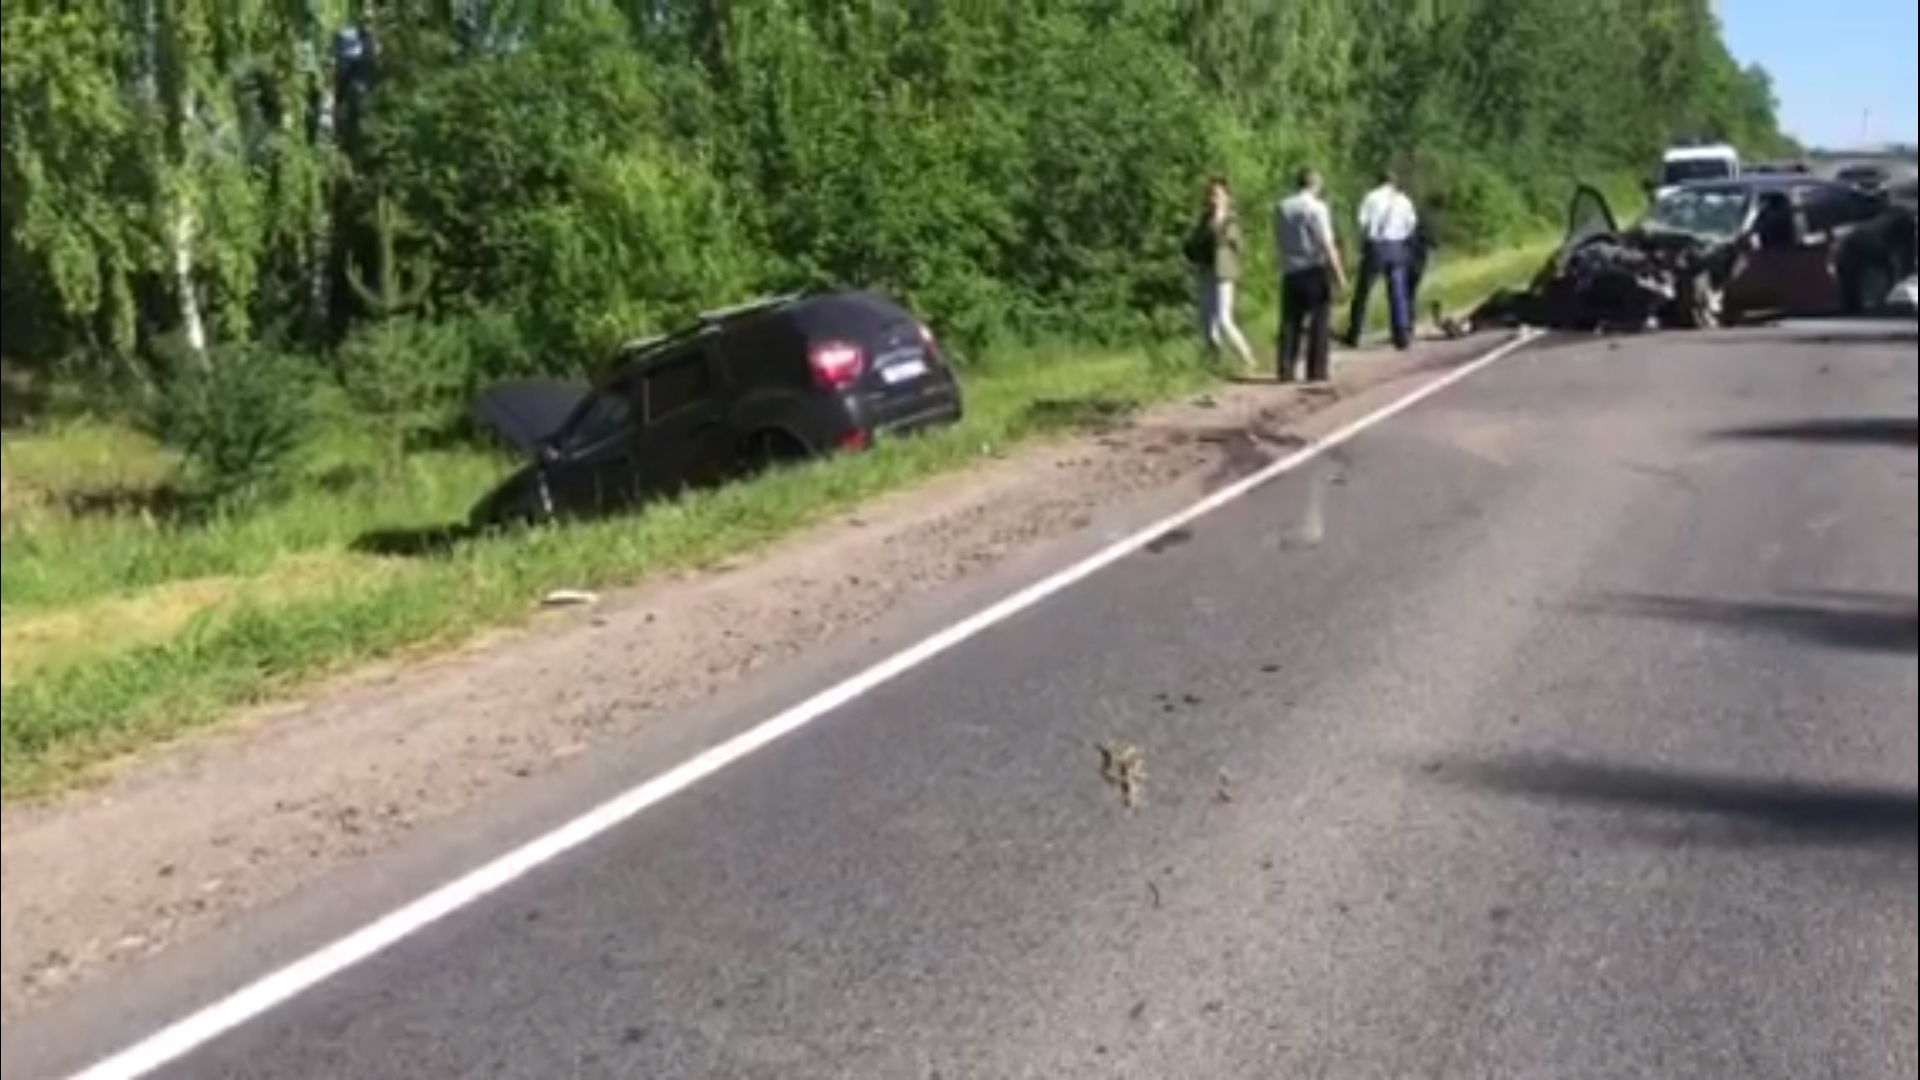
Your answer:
[809,341,864,389]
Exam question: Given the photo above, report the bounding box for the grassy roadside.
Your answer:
[0,241,1550,799]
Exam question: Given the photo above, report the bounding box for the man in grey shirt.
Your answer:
[1273,167,1348,383]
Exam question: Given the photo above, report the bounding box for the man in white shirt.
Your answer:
[1273,167,1347,383]
[1345,168,1418,350]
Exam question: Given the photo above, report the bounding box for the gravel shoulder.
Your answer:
[0,335,1512,1020]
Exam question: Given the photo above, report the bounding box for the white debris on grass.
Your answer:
[539,589,599,608]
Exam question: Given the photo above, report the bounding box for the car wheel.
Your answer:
[738,429,812,478]
[1672,273,1723,329]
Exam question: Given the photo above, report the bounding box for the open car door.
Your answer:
[1543,184,1621,281]
[1720,185,1835,316]
[1565,184,1619,247]
[1779,186,1847,315]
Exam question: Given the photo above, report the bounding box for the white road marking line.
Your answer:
[66,329,1541,1080]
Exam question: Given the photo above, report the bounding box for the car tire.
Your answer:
[1671,272,1723,329]
[738,428,812,478]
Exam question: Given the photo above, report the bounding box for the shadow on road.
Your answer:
[1432,755,1916,851]
[1709,416,1917,448]
[1573,591,1917,655]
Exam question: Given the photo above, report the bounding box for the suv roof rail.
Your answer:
[697,292,806,323]
[609,290,823,363]
[614,331,671,354]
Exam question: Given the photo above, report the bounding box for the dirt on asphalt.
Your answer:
[0,335,1515,1020]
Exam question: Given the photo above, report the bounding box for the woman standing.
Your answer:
[1184,177,1255,371]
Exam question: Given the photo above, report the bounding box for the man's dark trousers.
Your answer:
[1344,239,1412,349]
[1279,266,1333,383]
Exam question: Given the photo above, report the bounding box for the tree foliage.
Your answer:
[4,0,1788,409]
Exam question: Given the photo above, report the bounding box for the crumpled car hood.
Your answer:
[471,378,589,455]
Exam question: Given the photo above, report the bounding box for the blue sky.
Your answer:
[1716,0,1916,146]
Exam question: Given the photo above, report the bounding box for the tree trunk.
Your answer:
[170,202,209,362]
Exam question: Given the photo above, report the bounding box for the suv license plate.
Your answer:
[880,359,927,384]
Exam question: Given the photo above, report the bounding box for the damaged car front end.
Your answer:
[1469,184,1740,333]
[1461,177,1915,334]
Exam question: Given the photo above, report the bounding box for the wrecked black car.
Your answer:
[467,289,963,528]
[1465,177,1915,332]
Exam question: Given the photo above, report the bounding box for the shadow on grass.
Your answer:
[1429,754,1915,851]
[1709,416,1916,448]
[1573,590,1917,655]
[57,481,214,525]
[350,522,482,557]
[1,370,49,430]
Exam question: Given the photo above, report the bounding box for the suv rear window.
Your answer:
[791,293,917,343]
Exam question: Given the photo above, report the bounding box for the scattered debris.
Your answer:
[539,588,599,608]
[1097,741,1147,809]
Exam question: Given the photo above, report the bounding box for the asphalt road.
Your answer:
[30,324,1920,1078]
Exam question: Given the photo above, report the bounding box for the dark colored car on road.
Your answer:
[468,289,962,527]
[1834,163,1891,192]
[1531,176,1913,328]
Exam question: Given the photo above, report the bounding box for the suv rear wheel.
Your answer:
[737,428,812,479]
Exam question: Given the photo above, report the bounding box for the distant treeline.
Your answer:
[4,1,1790,410]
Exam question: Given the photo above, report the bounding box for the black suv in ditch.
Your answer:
[468,289,963,527]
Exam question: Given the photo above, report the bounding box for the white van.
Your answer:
[1653,143,1741,199]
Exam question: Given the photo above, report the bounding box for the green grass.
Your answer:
[0,241,1549,799]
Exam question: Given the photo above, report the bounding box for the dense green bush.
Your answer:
[4,0,1793,430]
[138,344,314,508]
